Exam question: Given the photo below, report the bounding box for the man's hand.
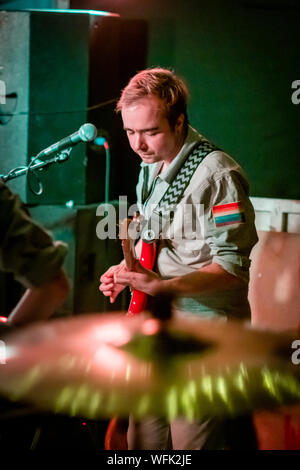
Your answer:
[100,259,161,302]
[114,259,161,297]
[99,262,128,303]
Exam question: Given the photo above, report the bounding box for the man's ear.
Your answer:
[175,113,185,133]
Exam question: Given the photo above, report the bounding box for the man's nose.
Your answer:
[133,133,146,151]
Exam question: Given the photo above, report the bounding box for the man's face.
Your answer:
[121,95,184,166]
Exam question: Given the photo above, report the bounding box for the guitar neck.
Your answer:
[120,218,136,271]
[121,240,135,271]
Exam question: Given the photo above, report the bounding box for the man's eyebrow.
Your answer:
[123,126,159,132]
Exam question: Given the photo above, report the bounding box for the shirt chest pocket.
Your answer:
[180,238,207,258]
[174,207,204,240]
[168,212,205,257]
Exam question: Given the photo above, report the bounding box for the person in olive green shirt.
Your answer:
[0,181,69,326]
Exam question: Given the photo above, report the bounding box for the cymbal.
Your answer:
[0,312,299,421]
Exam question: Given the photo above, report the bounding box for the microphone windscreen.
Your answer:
[79,123,97,142]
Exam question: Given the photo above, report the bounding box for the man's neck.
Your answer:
[162,132,186,171]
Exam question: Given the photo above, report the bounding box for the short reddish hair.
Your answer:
[116,67,189,132]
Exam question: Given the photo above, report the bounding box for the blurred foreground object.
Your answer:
[0,312,299,421]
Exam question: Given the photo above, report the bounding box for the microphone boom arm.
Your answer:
[0,148,72,183]
[0,123,96,184]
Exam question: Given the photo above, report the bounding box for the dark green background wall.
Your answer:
[2,0,299,199]
[72,0,300,200]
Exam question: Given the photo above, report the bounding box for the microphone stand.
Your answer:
[0,148,72,183]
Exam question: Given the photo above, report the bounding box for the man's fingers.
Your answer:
[100,264,123,282]
[100,273,114,283]
[110,284,126,303]
[102,289,112,297]
[99,283,114,294]
[114,272,132,285]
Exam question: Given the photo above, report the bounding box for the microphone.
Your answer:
[37,123,97,159]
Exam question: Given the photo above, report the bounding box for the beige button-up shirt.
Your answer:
[136,126,258,318]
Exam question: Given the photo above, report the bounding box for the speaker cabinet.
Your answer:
[0,10,121,204]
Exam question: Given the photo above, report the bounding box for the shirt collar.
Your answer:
[140,125,203,184]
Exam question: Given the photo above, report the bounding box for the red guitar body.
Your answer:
[104,226,157,449]
[127,240,157,316]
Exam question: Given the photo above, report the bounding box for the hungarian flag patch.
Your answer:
[213,201,245,227]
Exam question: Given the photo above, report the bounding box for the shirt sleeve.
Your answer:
[0,182,68,288]
[203,170,258,282]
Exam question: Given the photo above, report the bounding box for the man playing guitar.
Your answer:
[99,68,258,450]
